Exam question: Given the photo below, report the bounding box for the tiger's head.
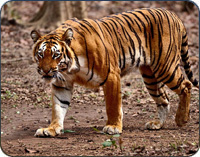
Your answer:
[30,28,80,82]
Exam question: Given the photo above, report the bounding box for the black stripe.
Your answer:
[156,53,176,82]
[52,42,58,45]
[87,62,94,82]
[146,86,157,91]
[154,10,163,34]
[122,13,135,25]
[151,50,156,67]
[187,71,193,80]
[182,33,187,39]
[109,17,128,40]
[76,21,92,35]
[100,68,110,86]
[155,9,164,22]
[164,64,180,84]
[170,75,184,90]
[145,83,165,91]
[181,51,188,59]
[83,36,90,75]
[136,57,140,67]
[94,20,106,38]
[134,19,142,32]
[152,24,162,73]
[52,84,70,91]
[157,103,168,107]
[148,30,152,63]
[122,15,142,56]
[145,14,154,38]
[193,79,198,86]
[142,48,146,65]
[129,12,148,48]
[144,80,158,86]
[128,46,133,63]
[136,11,150,26]
[142,74,155,79]
[119,53,122,68]
[108,19,127,67]
[182,40,188,46]
[149,93,163,98]
[147,9,157,24]
[184,64,190,70]
[83,20,110,73]
[119,40,126,70]
[104,20,122,70]
[96,21,110,86]
[54,95,70,105]
[112,15,136,65]
[130,38,136,65]
[155,11,173,77]
[157,46,173,79]
[94,20,117,66]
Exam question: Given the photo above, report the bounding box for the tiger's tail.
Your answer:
[181,31,199,88]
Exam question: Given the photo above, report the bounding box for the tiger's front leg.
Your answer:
[35,83,73,137]
[103,72,123,134]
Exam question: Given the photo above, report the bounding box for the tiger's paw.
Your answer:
[103,125,122,135]
[175,105,190,127]
[175,113,189,127]
[145,120,163,130]
[34,126,62,137]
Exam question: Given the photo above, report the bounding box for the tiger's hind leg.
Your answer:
[163,66,192,127]
[140,65,170,130]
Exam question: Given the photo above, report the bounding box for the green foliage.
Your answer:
[102,139,117,148]
[63,129,75,133]
[89,93,97,98]
[2,90,18,100]
[92,127,101,132]
[69,116,79,123]
[137,98,141,103]
[122,91,132,99]
[113,134,120,137]
[169,142,178,151]
[1,95,5,100]
[102,134,121,149]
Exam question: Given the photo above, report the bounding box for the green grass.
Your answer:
[1,90,18,100]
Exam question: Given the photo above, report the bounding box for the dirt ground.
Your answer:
[1,1,199,156]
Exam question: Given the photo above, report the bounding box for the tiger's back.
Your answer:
[51,8,196,88]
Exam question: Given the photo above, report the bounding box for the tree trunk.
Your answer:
[71,1,87,20]
[28,1,87,29]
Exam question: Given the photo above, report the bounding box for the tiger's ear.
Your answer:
[62,28,73,45]
[31,30,41,43]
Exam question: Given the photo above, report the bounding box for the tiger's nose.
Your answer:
[43,69,51,75]
[38,67,51,76]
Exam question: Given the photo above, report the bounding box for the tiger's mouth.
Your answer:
[41,72,65,82]
[42,75,54,79]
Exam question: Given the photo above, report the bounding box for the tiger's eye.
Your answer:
[53,50,61,59]
[38,49,43,58]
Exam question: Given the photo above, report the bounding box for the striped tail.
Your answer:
[181,31,199,88]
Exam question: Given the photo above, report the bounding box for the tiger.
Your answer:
[31,8,199,137]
